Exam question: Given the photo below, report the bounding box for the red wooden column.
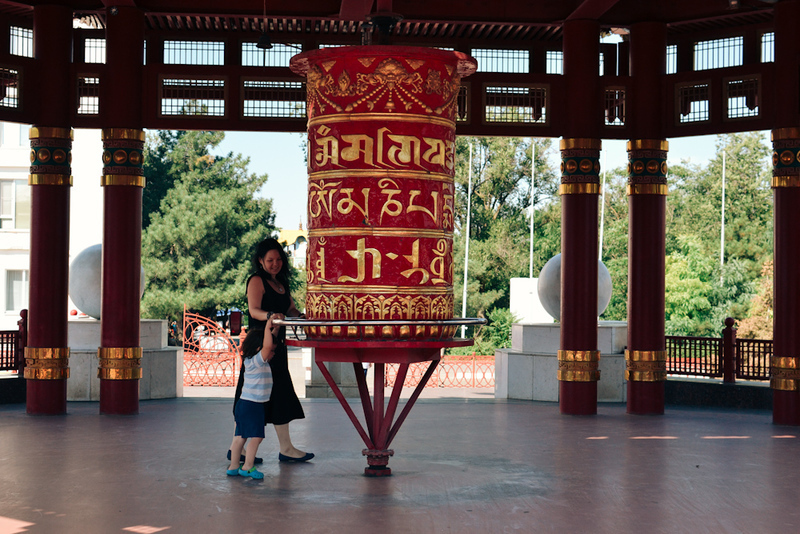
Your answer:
[772,128,800,425]
[770,0,800,426]
[98,6,145,415]
[625,22,668,415]
[25,5,73,415]
[559,19,601,415]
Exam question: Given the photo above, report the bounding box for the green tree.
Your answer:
[141,131,276,322]
[668,132,772,278]
[598,165,630,321]
[738,260,773,339]
[452,136,560,319]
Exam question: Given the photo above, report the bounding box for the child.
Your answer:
[227,319,277,480]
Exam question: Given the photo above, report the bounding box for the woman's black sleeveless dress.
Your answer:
[234,272,305,425]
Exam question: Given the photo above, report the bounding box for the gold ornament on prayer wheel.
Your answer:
[291,46,476,341]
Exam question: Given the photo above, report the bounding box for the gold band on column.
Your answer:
[101,128,146,142]
[557,350,601,382]
[772,128,800,142]
[559,183,600,195]
[98,347,143,380]
[101,175,146,187]
[560,138,603,150]
[771,356,800,391]
[625,350,667,381]
[29,174,73,186]
[29,127,73,140]
[627,139,669,152]
[627,184,668,196]
[771,176,800,188]
[23,347,70,380]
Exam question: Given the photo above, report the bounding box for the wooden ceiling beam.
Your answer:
[566,0,622,21]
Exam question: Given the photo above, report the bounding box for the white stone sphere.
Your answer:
[69,244,146,319]
[537,253,613,321]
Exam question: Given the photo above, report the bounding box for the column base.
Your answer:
[26,380,67,415]
[99,379,139,415]
[626,381,665,415]
[559,381,597,415]
[773,390,800,426]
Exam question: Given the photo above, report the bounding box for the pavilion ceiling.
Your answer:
[0,0,780,43]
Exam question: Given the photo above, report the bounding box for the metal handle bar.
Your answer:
[272,317,486,327]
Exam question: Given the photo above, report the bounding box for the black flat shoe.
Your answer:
[278,452,315,463]
[227,450,263,464]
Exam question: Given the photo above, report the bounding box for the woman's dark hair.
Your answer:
[252,238,291,288]
[240,329,265,359]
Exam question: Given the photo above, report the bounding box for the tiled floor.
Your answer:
[0,397,798,533]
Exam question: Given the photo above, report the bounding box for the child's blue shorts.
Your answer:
[234,399,266,439]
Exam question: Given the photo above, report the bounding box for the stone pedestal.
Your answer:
[495,321,627,402]
[305,356,363,398]
[287,346,310,398]
[67,318,183,401]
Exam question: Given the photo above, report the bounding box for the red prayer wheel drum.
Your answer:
[291,46,476,341]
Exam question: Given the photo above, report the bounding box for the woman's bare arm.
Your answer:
[246,276,270,322]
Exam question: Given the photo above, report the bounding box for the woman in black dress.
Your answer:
[228,238,313,463]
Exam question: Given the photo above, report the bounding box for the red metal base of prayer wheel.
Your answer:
[289,337,472,476]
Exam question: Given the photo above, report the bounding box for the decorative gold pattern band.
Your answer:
[626,350,667,361]
[307,227,451,239]
[627,183,668,196]
[307,284,452,294]
[625,350,667,381]
[101,175,146,187]
[29,174,72,186]
[770,356,800,391]
[627,139,669,152]
[310,169,453,183]
[98,347,143,360]
[25,368,70,379]
[559,183,600,195]
[557,350,601,382]
[772,128,800,142]
[309,113,455,129]
[558,350,601,362]
[771,176,800,188]
[98,368,143,380]
[101,128,146,141]
[560,138,602,151]
[23,347,70,380]
[98,347,143,380]
[25,347,70,359]
[29,127,73,140]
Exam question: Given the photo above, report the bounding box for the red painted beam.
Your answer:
[339,0,373,20]
[566,0,622,21]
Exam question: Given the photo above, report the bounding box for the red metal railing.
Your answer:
[736,338,772,380]
[182,306,240,386]
[0,310,27,374]
[666,319,772,382]
[385,354,495,388]
[665,336,723,378]
[0,330,18,372]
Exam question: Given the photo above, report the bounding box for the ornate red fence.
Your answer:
[666,319,772,382]
[0,310,26,374]
[736,338,772,380]
[665,336,723,378]
[182,307,240,386]
[385,354,495,388]
[0,330,18,373]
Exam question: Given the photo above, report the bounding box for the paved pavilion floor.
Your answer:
[1,393,798,534]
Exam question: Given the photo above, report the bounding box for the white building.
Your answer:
[0,121,30,331]
[0,122,103,331]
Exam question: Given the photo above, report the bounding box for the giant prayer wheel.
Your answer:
[290,46,477,341]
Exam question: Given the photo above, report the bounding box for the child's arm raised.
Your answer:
[260,316,276,363]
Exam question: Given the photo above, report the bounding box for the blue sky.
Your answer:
[217,131,722,232]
